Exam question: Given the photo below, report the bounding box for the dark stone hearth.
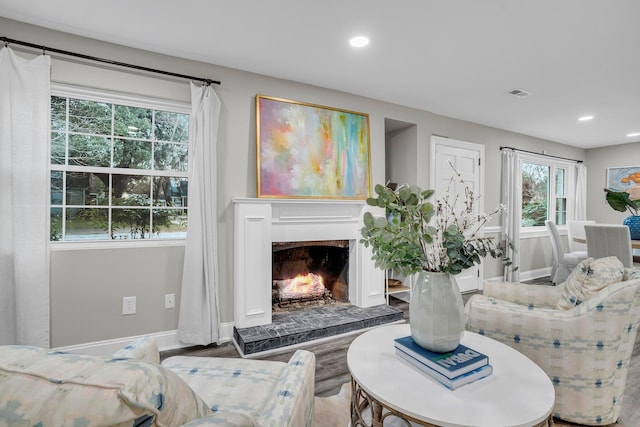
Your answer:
[233,304,403,356]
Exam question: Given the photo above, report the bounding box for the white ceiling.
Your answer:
[1,0,639,149]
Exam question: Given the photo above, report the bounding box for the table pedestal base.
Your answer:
[349,377,554,427]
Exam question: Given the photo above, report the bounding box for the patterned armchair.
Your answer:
[0,337,316,427]
[465,271,640,425]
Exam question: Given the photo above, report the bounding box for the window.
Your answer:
[50,87,190,242]
[521,156,573,228]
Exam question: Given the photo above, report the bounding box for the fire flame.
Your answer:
[278,273,325,298]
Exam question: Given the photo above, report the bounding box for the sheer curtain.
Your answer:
[0,47,51,347]
[500,149,520,282]
[574,163,587,220]
[177,83,221,345]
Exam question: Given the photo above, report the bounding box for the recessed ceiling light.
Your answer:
[627,132,640,137]
[578,115,594,122]
[349,36,369,48]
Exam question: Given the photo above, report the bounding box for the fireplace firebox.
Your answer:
[272,240,349,310]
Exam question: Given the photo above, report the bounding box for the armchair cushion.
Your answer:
[556,256,623,310]
[623,267,640,281]
[161,355,286,422]
[112,335,160,364]
[0,345,212,427]
[180,413,255,427]
[162,349,316,427]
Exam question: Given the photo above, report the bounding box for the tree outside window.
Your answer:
[50,89,190,242]
[522,162,549,227]
[521,159,570,228]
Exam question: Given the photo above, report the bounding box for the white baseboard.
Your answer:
[219,322,234,344]
[54,322,235,356]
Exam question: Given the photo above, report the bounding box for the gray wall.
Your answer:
[586,143,640,223]
[3,17,588,347]
[385,124,417,186]
[51,246,184,345]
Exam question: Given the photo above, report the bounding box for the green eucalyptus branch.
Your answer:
[360,170,512,277]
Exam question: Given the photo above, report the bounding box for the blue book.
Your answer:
[394,335,488,379]
[395,347,493,390]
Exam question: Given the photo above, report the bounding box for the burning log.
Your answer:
[273,273,326,299]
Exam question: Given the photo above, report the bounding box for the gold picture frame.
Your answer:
[256,95,371,199]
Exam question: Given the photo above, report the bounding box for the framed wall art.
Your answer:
[256,95,371,199]
[606,166,640,191]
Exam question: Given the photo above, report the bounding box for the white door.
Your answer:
[430,136,484,292]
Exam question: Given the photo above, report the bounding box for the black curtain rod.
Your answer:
[1,36,220,86]
[500,146,583,164]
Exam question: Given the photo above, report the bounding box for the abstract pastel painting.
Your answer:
[256,95,371,198]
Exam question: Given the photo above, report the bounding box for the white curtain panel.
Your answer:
[574,163,587,220]
[0,47,51,347]
[500,149,520,282]
[177,83,221,345]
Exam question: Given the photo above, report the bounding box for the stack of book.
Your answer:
[394,335,493,390]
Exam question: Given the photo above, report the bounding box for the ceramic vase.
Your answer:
[409,271,465,353]
[623,215,640,240]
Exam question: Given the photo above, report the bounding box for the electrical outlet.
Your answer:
[122,296,136,315]
[165,293,175,309]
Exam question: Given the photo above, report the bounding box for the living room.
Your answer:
[6,0,640,426]
[2,2,639,353]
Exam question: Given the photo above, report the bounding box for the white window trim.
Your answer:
[49,83,191,248]
[51,239,186,251]
[519,152,577,236]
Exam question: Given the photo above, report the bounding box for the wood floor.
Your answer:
[160,297,409,397]
[161,290,640,425]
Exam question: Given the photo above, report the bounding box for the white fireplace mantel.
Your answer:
[233,198,385,328]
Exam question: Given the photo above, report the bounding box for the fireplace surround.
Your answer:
[233,198,385,328]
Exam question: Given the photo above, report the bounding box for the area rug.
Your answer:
[313,383,351,427]
[312,382,626,427]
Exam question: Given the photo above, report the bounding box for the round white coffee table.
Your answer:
[347,324,555,427]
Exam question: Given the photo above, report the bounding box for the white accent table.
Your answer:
[347,324,555,427]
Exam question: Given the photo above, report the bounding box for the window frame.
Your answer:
[518,153,576,236]
[49,83,191,249]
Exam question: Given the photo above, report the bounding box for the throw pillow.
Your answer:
[0,345,212,426]
[112,335,160,364]
[556,256,624,310]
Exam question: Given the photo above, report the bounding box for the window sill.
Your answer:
[50,239,186,251]
[520,226,566,239]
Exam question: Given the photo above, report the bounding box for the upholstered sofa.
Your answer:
[0,336,316,427]
[465,257,640,426]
